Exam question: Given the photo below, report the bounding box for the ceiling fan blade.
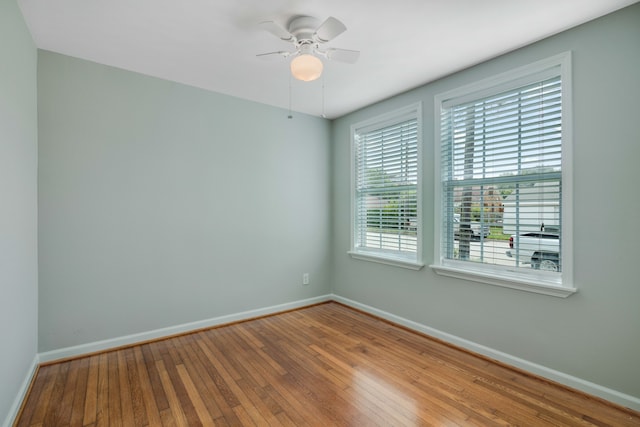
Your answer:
[326,48,360,64]
[256,51,292,61]
[314,16,347,42]
[259,21,294,41]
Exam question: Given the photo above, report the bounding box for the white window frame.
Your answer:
[431,52,576,297]
[349,103,424,270]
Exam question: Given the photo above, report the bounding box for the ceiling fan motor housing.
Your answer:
[287,16,320,43]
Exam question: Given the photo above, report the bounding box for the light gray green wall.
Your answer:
[7,1,639,416]
[0,0,38,422]
[331,4,640,400]
[37,51,332,351]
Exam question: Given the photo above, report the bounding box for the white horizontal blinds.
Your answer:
[441,74,562,270]
[355,117,418,258]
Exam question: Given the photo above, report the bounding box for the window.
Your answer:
[432,53,575,297]
[349,103,423,270]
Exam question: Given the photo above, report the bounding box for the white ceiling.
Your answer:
[18,0,638,119]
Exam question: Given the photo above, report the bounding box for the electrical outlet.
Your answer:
[303,273,310,285]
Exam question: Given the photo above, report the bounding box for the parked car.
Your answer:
[453,214,490,240]
[506,231,560,271]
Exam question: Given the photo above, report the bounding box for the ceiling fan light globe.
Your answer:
[290,54,323,82]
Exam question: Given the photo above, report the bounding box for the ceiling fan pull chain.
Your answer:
[322,74,326,119]
[288,72,293,119]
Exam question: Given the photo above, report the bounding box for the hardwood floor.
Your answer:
[15,302,639,426]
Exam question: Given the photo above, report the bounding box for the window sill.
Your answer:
[430,264,577,298]
[348,251,425,270]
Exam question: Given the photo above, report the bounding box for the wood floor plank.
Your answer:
[320,307,561,424]
[94,352,110,427]
[175,363,215,425]
[155,359,190,427]
[42,360,69,426]
[23,364,60,427]
[325,337,474,424]
[107,352,123,427]
[260,329,387,425]
[123,347,147,426]
[56,357,80,426]
[82,355,99,426]
[133,346,163,426]
[313,331,520,425]
[186,337,243,426]
[195,335,243,408]
[15,302,640,426]
[68,358,89,427]
[255,322,364,425]
[174,335,225,421]
[158,340,202,427]
[196,334,270,425]
[141,341,170,413]
[310,341,460,426]
[115,351,134,426]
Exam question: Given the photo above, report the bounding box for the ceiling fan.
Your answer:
[257,15,360,82]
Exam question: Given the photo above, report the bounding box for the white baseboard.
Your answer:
[38,294,332,364]
[2,354,39,427]
[30,292,640,413]
[331,294,640,412]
